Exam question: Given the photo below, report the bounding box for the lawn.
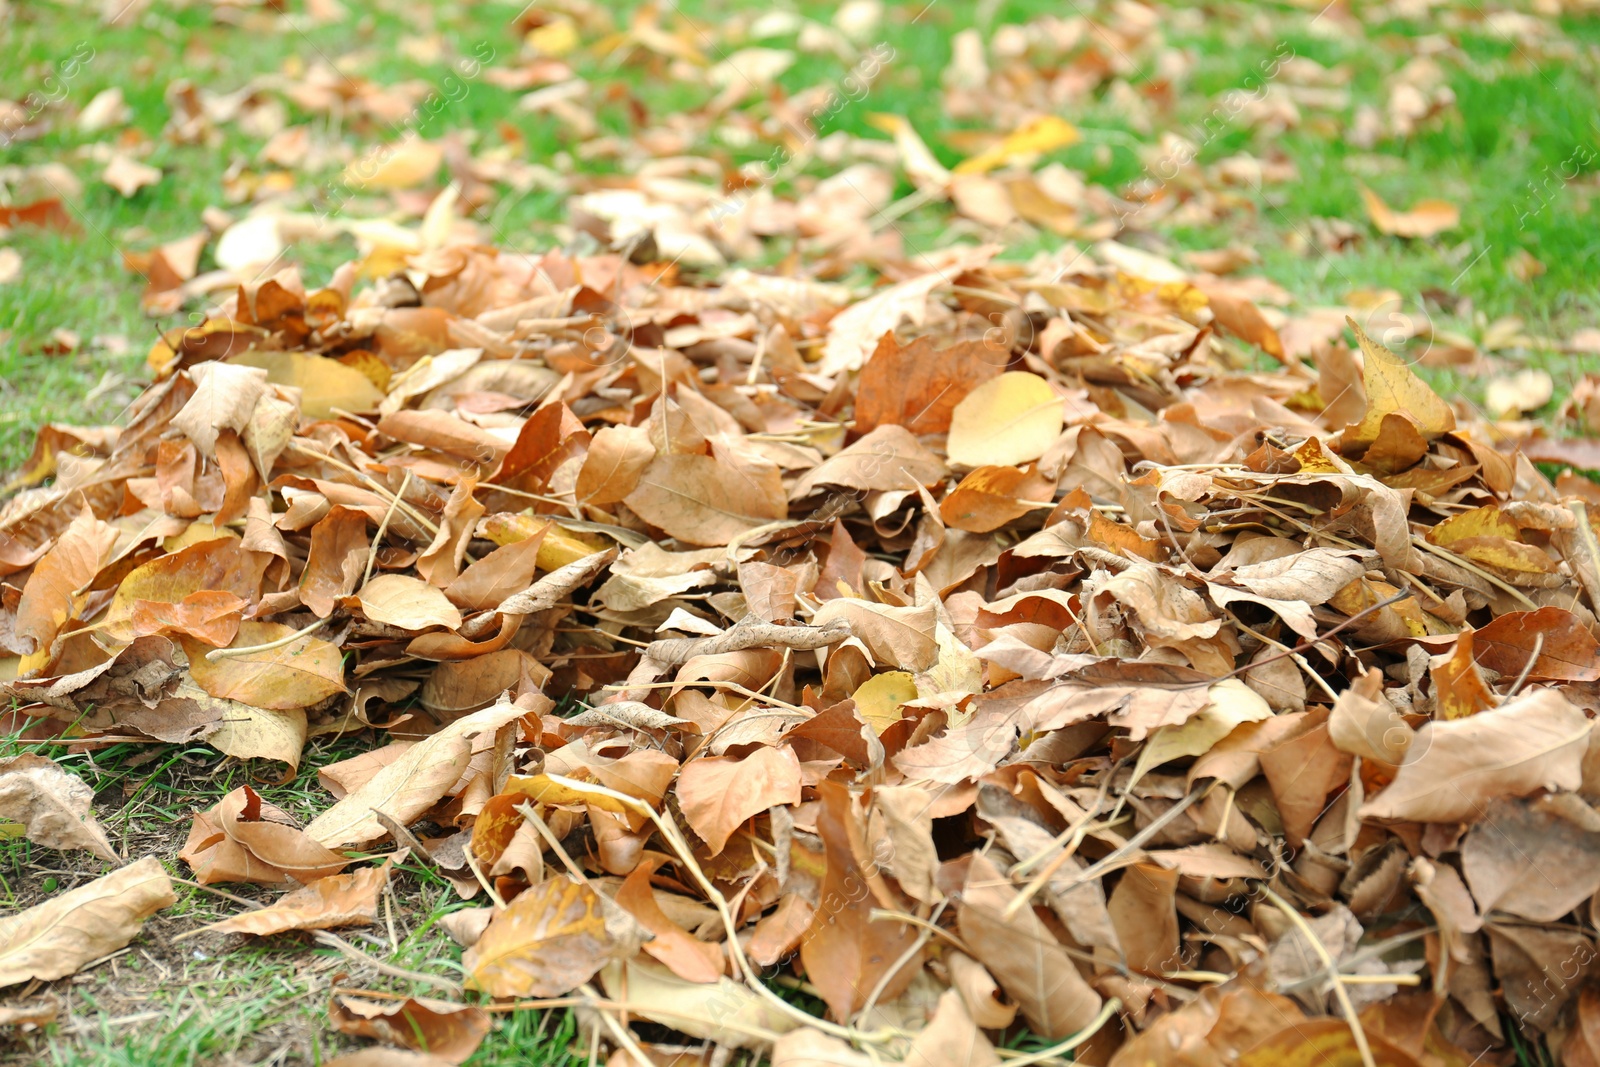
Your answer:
[2,0,1599,1062]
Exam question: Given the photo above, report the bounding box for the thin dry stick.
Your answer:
[1002,812,1132,921]
[599,679,809,715]
[1198,592,1410,687]
[288,440,442,539]
[1413,537,1538,610]
[516,802,588,883]
[1016,780,1213,920]
[540,775,903,1048]
[462,841,507,909]
[1012,766,1121,876]
[581,981,656,1067]
[1229,614,1339,701]
[865,908,967,953]
[1259,885,1375,1067]
[1209,785,1238,844]
[497,993,788,1044]
[643,619,850,667]
[856,898,950,1024]
[312,931,462,995]
[1501,631,1545,702]
[361,468,413,588]
[1001,997,1122,1067]
[204,615,327,661]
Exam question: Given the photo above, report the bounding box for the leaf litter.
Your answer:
[4,2,1600,1065]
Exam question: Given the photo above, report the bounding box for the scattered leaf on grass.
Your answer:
[0,857,174,987]
[206,863,393,936]
[0,755,119,862]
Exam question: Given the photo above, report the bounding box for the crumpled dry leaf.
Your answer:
[956,852,1102,1038]
[1360,688,1591,823]
[181,785,352,886]
[800,781,923,1021]
[0,754,118,862]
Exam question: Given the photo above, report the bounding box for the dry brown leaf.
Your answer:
[305,703,524,848]
[1460,796,1600,922]
[811,598,938,672]
[329,994,490,1064]
[576,424,656,505]
[1360,688,1591,823]
[206,864,392,936]
[624,453,787,546]
[172,362,269,458]
[0,857,174,987]
[855,336,1003,436]
[181,786,352,886]
[14,505,119,656]
[676,746,801,855]
[791,425,947,498]
[615,856,725,983]
[1359,183,1460,238]
[0,754,118,861]
[956,852,1102,1038]
[359,574,464,631]
[101,153,162,197]
[1472,607,1600,682]
[799,781,922,1021]
[464,876,631,997]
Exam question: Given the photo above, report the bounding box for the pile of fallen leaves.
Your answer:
[6,230,1600,1066]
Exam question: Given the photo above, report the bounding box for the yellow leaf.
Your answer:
[525,16,579,56]
[481,515,608,571]
[162,522,237,553]
[1339,317,1454,455]
[954,116,1081,175]
[1240,1017,1422,1066]
[228,350,385,419]
[852,671,917,735]
[946,372,1063,468]
[184,621,349,711]
[358,574,464,631]
[1429,505,1520,545]
[505,774,635,814]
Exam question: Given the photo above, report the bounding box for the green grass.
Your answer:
[3,0,1600,1060]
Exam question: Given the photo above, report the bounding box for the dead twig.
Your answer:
[1259,885,1375,1067]
[643,618,851,667]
